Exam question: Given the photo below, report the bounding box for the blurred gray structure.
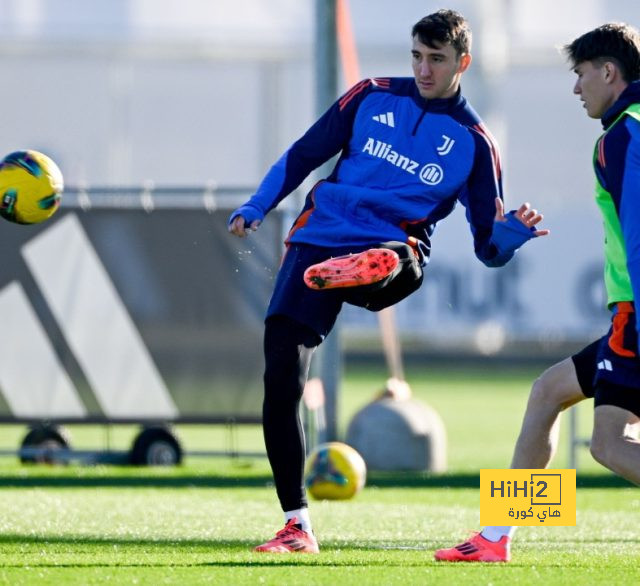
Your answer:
[312,0,341,441]
[0,191,283,463]
[347,397,447,472]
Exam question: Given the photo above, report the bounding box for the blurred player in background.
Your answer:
[229,9,548,553]
[436,22,640,563]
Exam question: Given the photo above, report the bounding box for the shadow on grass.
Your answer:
[0,472,632,489]
[1,533,638,570]
[0,534,434,568]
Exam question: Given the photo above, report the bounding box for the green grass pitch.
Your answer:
[0,363,638,585]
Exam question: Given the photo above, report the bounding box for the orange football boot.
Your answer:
[434,532,510,562]
[254,518,320,554]
[303,248,399,290]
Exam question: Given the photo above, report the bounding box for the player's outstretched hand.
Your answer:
[494,198,549,237]
[228,215,261,237]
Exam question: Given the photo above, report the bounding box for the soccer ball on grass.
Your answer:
[0,150,63,225]
[305,441,367,500]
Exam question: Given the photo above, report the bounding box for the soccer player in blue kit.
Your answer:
[229,9,548,553]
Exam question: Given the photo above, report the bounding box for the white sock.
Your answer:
[284,508,312,534]
[480,526,517,542]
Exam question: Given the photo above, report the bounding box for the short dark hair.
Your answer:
[563,23,640,82]
[412,9,471,57]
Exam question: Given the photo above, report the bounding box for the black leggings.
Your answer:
[263,315,321,511]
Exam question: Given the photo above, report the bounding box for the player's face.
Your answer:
[411,37,471,100]
[572,60,616,119]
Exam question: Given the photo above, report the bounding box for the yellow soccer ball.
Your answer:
[305,441,367,500]
[0,150,63,225]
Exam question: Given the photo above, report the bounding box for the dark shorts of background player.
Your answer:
[266,241,423,339]
[572,302,640,417]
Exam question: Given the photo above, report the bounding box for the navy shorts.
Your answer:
[266,242,423,339]
[572,302,640,417]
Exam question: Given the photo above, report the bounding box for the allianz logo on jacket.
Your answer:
[362,137,444,186]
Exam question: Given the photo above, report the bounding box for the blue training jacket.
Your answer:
[231,77,534,266]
